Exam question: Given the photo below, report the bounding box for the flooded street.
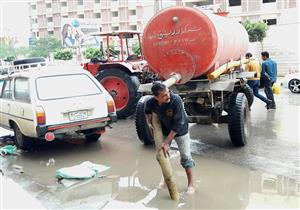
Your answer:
[1,88,299,209]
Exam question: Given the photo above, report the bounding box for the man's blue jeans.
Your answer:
[247,80,270,105]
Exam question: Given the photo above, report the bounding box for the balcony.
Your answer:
[46,8,52,15]
[112,16,120,24]
[77,5,84,13]
[47,22,54,28]
[31,23,39,29]
[227,5,242,14]
[261,2,277,13]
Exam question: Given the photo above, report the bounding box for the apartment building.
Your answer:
[28,0,161,40]
[29,0,298,39]
[29,0,299,72]
[183,0,298,24]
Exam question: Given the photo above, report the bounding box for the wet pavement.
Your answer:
[0,87,299,209]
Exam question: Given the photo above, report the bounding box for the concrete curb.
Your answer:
[0,174,46,210]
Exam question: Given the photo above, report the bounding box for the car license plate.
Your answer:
[69,110,88,121]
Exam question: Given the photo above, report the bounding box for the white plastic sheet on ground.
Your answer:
[56,161,110,179]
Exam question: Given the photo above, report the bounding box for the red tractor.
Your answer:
[83,31,159,118]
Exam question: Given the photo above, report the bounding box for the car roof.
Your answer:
[13,57,46,65]
[1,65,88,79]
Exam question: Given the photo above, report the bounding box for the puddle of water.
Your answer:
[3,144,298,210]
[1,115,299,209]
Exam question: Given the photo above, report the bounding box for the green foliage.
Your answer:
[83,47,102,59]
[53,49,73,60]
[132,41,141,55]
[242,20,268,42]
[0,42,16,60]
[29,36,62,58]
[16,47,30,57]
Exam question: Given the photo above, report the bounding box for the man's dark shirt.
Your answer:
[145,92,188,137]
[261,58,277,82]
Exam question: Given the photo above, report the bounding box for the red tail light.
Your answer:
[36,106,46,125]
[106,99,115,113]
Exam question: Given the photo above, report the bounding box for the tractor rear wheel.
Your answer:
[97,69,141,119]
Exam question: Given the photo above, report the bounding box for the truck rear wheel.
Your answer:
[97,69,141,119]
[228,92,249,147]
[236,84,254,108]
[135,96,154,145]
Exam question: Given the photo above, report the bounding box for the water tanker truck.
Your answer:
[135,6,254,147]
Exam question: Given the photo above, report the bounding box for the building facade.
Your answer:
[29,0,299,73]
[28,0,161,40]
[29,0,298,39]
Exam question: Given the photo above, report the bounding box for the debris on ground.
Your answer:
[12,164,24,174]
[46,158,55,166]
[0,145,17,156]
[56,161,110,179]
[0,135,15,146]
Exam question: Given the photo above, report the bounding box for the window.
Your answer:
[112,11,118,17]
[129,10,136,16]
[78,14,84,18]
[1,79,13,99]
[61,2,67,7]
[46,3,51,8]
[263,0,276,3]
[36,74,101,100]
[229,0,241,6]
[130,25,137,30]
[31,5,36,10]
[48,31,54,35]
[62,15,68,18]
[78,0,83,5]
[94,13,101,18]
[264,19,277,25]
[186,0,213,7]
[14,78,30,102]
[112,26,119,31]
[36,31,39,37]
[94,0,100,3]
[47,17,53,22]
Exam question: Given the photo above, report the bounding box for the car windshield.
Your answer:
[36,74,102,100]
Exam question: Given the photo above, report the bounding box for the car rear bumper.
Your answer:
[36,114,117,137]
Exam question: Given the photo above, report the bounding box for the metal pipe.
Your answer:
[208,59,250,81]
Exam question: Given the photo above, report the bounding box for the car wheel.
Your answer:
[14,124,33,150]
[85,134,101,143]
[97,69,141,119]
[288,79,300,93]
[228,92,249,147]
[135,96,154,145]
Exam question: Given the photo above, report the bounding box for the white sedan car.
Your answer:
[0,67,117,149]
[281,73,300,93]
